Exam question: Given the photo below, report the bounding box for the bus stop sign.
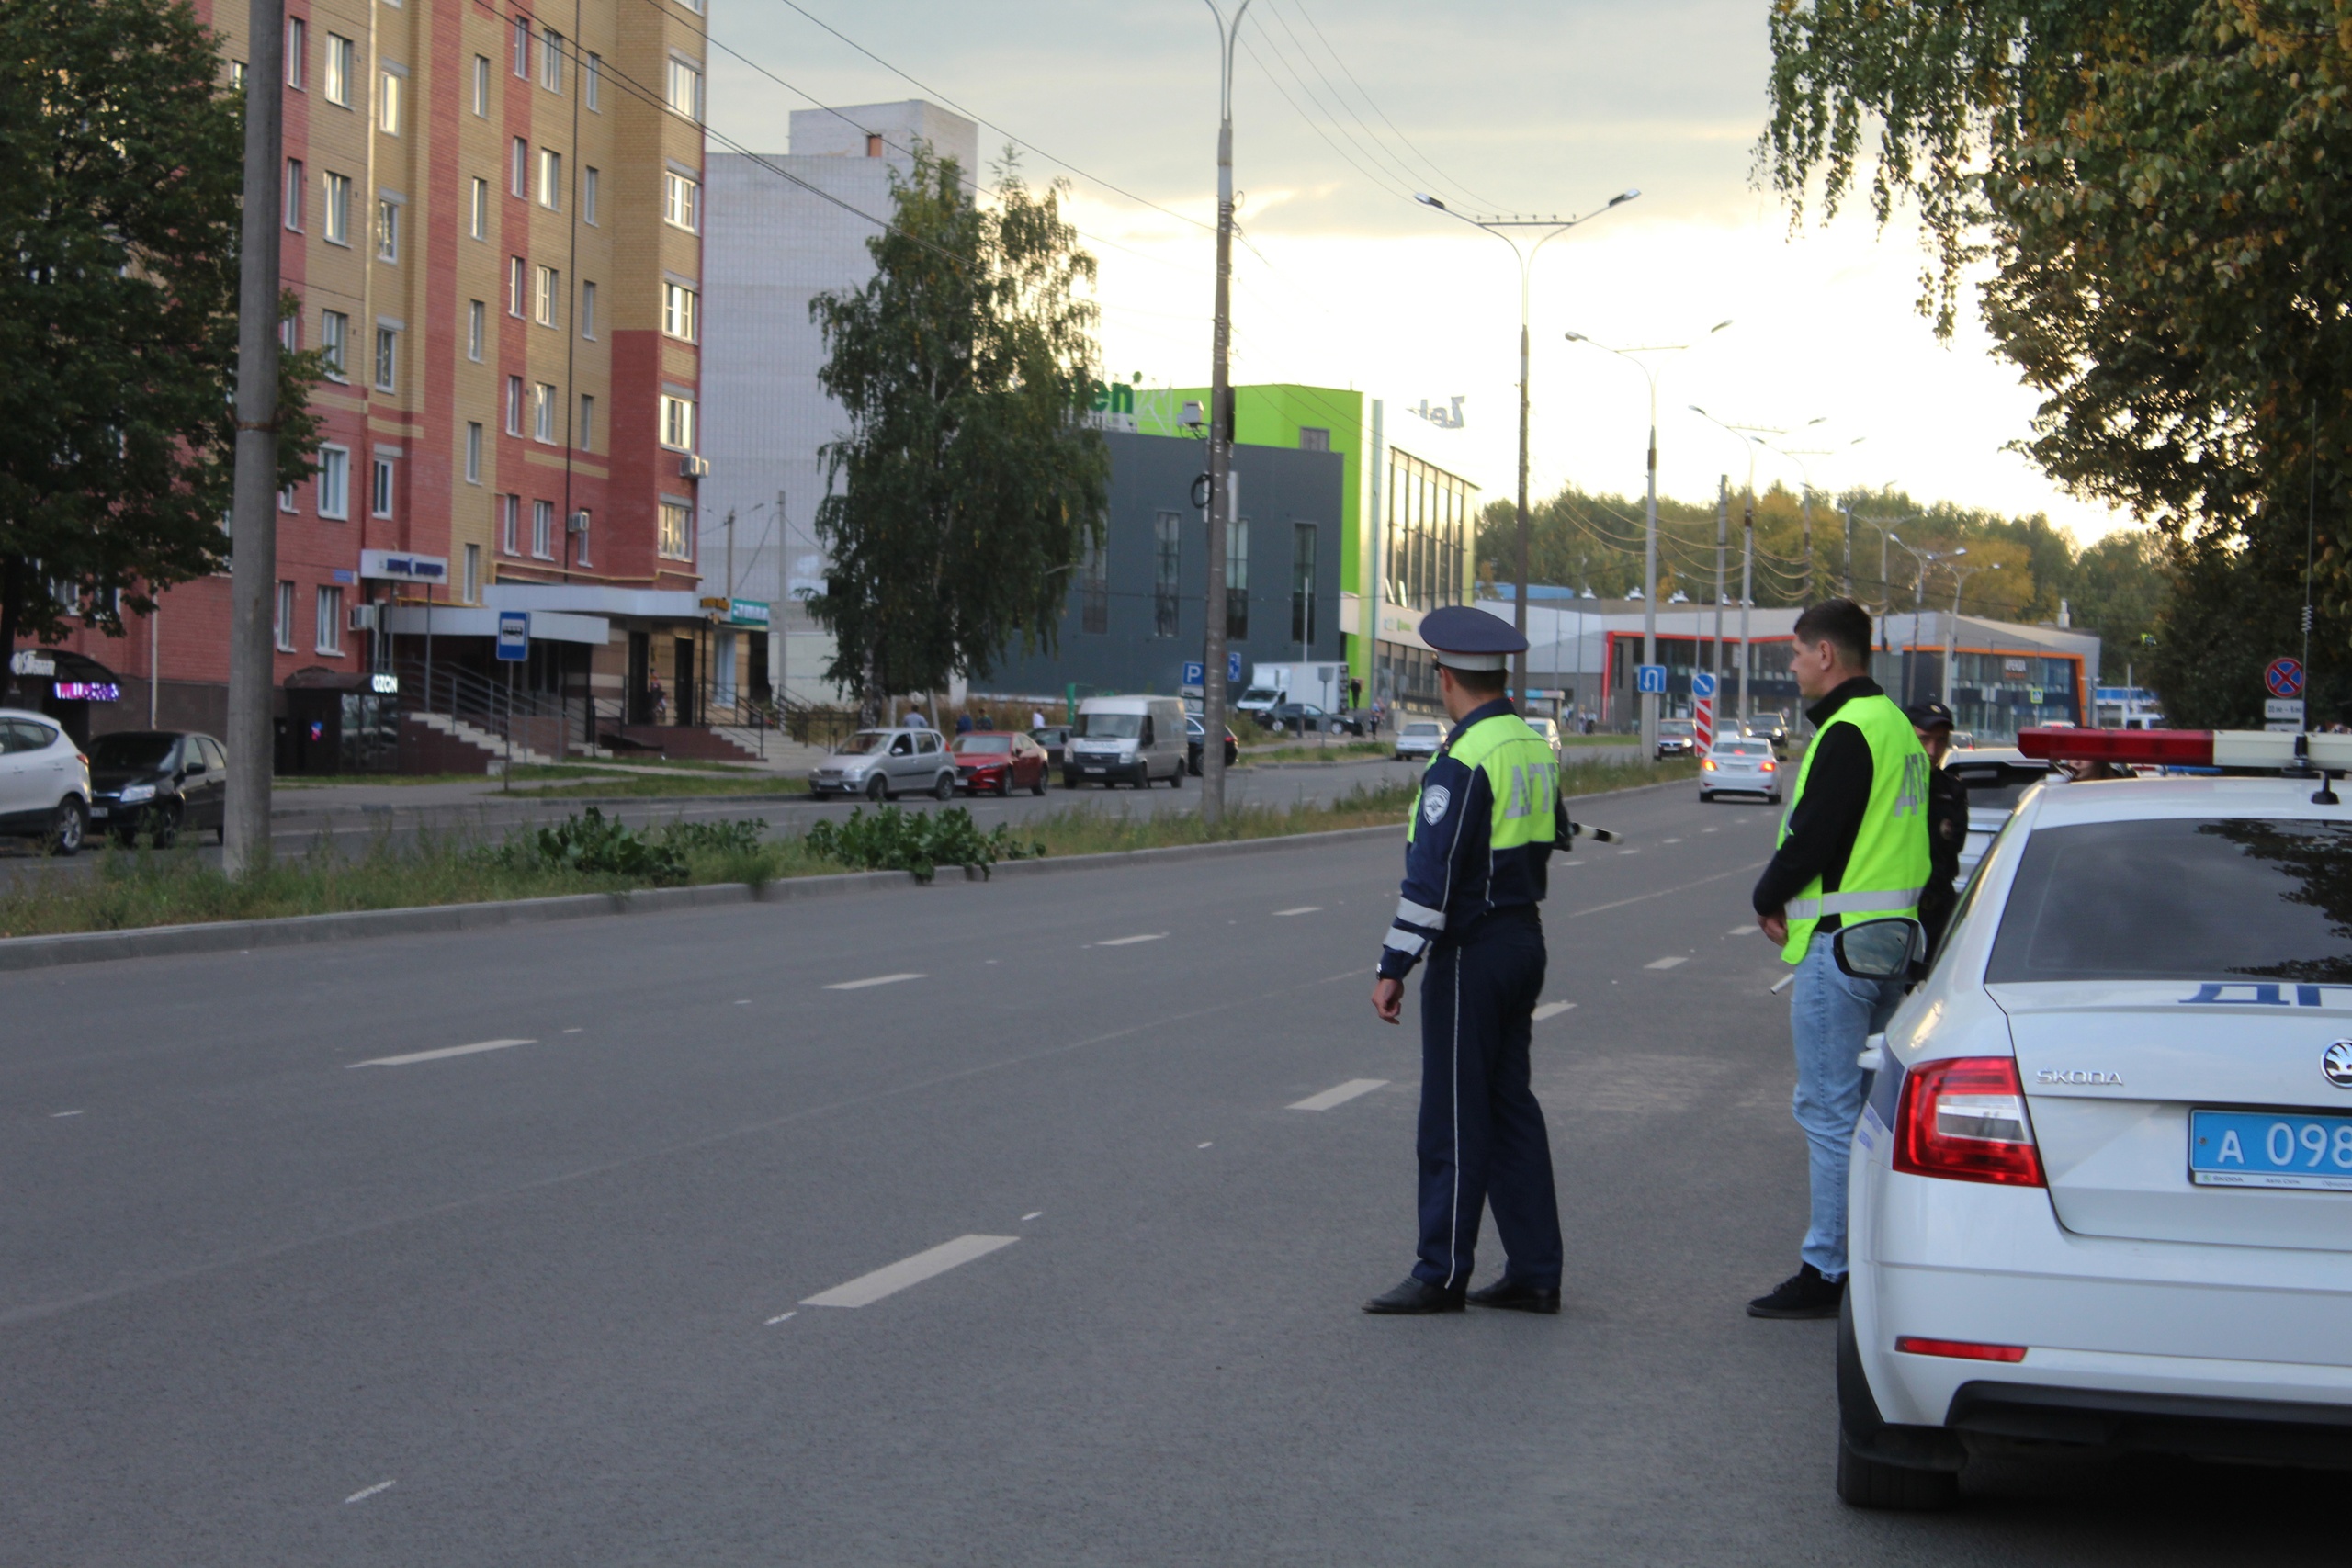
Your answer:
[496,611,530,661]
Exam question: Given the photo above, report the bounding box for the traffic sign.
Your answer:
[1182,660,1205,688]
[1635,664,1668,694]
[1690,671,1717,701]
[2266,657,2305,699]
[1693,696,1715,753]
[2267,698,2306,723]
[1228,649,1243,683]
[496,611,530,661]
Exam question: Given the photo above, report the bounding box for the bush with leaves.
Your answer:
[480,807,686,883]
[800,806,1044,882]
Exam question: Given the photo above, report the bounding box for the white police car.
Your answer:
[1833,728,2352,1508]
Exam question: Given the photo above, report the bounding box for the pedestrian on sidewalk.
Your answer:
[1747,598,1930,1320]
[1363,606,1566,1317]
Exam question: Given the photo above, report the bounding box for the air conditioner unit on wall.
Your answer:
[568,510,590,534]
[679,454,711,479]
[348,604,379,632]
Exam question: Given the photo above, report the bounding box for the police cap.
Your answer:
[1420,605,1528,671]
[1905,700,1955,731]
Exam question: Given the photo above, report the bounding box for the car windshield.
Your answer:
[835,731,891,755]
[955,736,1011,754]
[1075,712,1143,739]
[88,733,176,769]
[1660,721,1695,737]
[1986,818,2352,983]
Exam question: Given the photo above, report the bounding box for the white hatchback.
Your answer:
[0,707,91,853]
[1837,773,2352,1507]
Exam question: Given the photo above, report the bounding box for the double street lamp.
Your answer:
[1414,188,1638,705]
[1886,534,1964,705]
[1941,559,2006,707]
[1687,405,1763,726]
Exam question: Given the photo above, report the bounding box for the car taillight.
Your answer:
[1701,759,1716,772]
[1895,1336,2026,1362]
[1894,1056,2045,1187]
[1760,760,1776,772]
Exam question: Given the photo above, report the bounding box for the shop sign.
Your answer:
[10,650,55,676]
[358,549,449,583]
[729,598,770,627]
[53,681,118,702]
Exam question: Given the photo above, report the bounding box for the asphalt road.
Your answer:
[5,784,2336,1564]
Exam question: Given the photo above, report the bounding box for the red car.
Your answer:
[951,731,1049,795]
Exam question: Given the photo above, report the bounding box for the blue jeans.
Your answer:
[1789,931,1907,1280]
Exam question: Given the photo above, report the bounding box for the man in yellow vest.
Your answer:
[1747,599,1930,1319]
[1364,607,1565,1315]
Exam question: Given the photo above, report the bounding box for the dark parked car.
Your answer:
[1263,702,1362,735]
[952,731,1049,796]
[1186,715,1238,775]
[1031,725,1071,770]
[87,730,227,845]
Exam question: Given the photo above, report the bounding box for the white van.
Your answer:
[1066,695,1189,788]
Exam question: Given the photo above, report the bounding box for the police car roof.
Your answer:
[2019,773,2350,830]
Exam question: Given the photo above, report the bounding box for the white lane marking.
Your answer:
[345,1480,395,1505]
[1532,1002,1577,1022]
[1662,837,1683,844]
[1094,932,1169,947]
[1645,956,1689,970]
[1197,1141,1214,1149]
[802,1234,1019,1308]
[1617,848,1640,856]
[51,1111,83,1118]
[1702,826,1720,834]
[764,1311,797,1325]
[348,1039,534,1069]
[1274,906,1322,917]
[825,973,924,990]
[1286,1077,1390,1111]
[1728,924,1756,936]
[561,1027,584,1033]
[1021,1211,1044,1222]
[733,999,752,1006]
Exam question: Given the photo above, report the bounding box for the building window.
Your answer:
[534,265,559,327]
[507,255,525,316]
[582,166,598,224]
[286,17,305,88]
[316,445,349,519]
[580,280,596,339]
[1299,427,1330,453]
[323,33,354,107]
[662,282,697,342]
[322,171,350,244]
[533,381,556,443]
[665,57,702,121]
[472,53,490,115]
[465,421,482,483]
[866,133,883,158]
[1080,532,1108,635]
[577,394,594,452]
[315,585,344,654]
[505,375,524,434]
[467,299,484,361]
[371,455,394,518]
[469,176,488,239]
[659,394,695,451]
[500,494,519,555]
[532,499,554,558]
[1154,510,1181,637]
[320,310,347,378]
[1226,518,1249,640]
[512,16,529,77]
[374,325,396,392]
[278,309,299,352]
[283,159,304,231]
[1291,522,1317,646]
[584,51,601,110]
[374,197,398,262]
[541,27,563,92]
[379,68,401,134]
[511,137,527,197]
[662,171,700,231]
[537,147,561,209]
[232,59,245,91]
[274,581,296,651]
[278,481,297,513]
[659,501,694,560]
[572,510,590,566]
[463,543,481,604]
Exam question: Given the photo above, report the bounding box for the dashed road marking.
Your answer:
[802,1235,1020,1309]
[345,1481,395,1505]
[1094,933,1169,947]
[50,1111,82,1118]
[348,1039,534,1069]
[1662,837,1683,844]
[764,1311,797,1325]
[1532,1001,1577,1021]
[1197,1141,1214,1149]
[1021,1211,1045,1222]
[1728,924,1756,936]
[1274,906,1322,917]
[1645,956,1689,970]
[1618,848,1640,856]
[1286,1077,1389,1111]
[825,973,924,990]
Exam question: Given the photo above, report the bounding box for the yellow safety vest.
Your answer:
[1776,694,1931,964]
[1408,711,1560,854]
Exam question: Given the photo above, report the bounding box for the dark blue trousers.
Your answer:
[1412,911,1564,1291]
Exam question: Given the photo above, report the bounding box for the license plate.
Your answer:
[1083,765,1105,773]
[2190,1109,2352,1190]
[88,807,108,819]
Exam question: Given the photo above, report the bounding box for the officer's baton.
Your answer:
[1566,820,1621,844]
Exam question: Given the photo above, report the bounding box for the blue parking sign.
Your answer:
[1635,663,1668,694]
[496,611,530,661]
[1182,660,1205,687]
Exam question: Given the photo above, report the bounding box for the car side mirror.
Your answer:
[1832,917,1925,980]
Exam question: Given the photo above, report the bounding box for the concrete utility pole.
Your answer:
[1712,474,1727,681]
[225,0,285,874]
[1200,0,1250,828]
[1739,487,1755,726]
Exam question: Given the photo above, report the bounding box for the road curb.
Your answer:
[0,773,1689,973]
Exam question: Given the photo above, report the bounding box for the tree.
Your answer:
[0,0,321,682]
[808,149,1110,716]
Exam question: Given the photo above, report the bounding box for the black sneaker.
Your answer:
[1747,1263,1844,1319]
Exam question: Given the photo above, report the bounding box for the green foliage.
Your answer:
[2146,534,2351,728]
[481,807,688,882]
[0,0,324,670]
[801,806,1044,882]
[808,147,1111,709]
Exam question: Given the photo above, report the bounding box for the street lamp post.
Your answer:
[1940,559,2004,709]
[1417,189,1638,706]
[1198,0,1251,827]
[1565,321,1728,757]
[1758,429,1864,603]
[1885,533,1963,705]
[1689,405,1763,726]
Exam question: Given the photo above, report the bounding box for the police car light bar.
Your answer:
[2016,728,2352,771]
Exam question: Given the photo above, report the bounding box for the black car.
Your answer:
[1030,725,1072,770]
[1185,716,1238,775]
[1263,702,1363,735]
[86,730,228,845]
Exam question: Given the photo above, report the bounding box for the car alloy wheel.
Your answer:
[934,772,956,802]
[49,797,85,857]
[996,773,1012,797]
[1030,770,1046,796]
[866,773,888,803]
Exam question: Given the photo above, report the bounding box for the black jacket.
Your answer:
[1751,677,1887,931]
[1918,761,1969,949]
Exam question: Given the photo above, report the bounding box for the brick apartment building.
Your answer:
[8,0,714,768]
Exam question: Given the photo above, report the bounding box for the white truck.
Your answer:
[1238,661,1349,716]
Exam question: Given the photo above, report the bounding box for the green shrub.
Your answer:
[480,807,687,882]
[800,806,1045,882]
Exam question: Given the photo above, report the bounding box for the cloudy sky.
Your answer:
[707,0,2132,542]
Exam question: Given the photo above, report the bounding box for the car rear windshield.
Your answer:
[1951,762,2058,812]
[1403,722,1442,737]
[1986,818,2352,983]
[1074,713,1142,739]
[956,736,1011,754]
[88,733,176,768]
[1713,740,1769,756]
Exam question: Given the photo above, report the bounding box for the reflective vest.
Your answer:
[1776,694,1931,964]
[1408,711,1560,856]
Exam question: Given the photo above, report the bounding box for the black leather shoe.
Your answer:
[1466,1276,1562,1314]
[1746,1263,1845,1319]
[1362,1277,1466,1314]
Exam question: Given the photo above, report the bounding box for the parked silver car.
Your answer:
[0,708,90,853]
[810,728,956,801]
[1698,736,1782,805]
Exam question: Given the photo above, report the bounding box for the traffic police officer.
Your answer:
[1905,700,1968,957]
[1364,607,1565,1316]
